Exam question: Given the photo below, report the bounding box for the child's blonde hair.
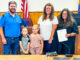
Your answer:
[32,25,39,29]
[21,27,28,32]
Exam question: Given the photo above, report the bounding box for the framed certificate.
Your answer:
[57,29,68,42]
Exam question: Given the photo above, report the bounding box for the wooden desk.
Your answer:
[0,55,53,60]
[0,55,80,60]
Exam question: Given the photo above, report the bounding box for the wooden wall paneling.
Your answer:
[57,11,61,16]
[29,12,43,25]
[0,11,78,25]
[54,11,59,16]
[75,26,80,54]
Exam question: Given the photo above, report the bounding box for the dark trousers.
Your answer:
[43,40,51,54]
[51,39,58,52]
[58,42,70,54]
[43,40,58,54]
[3,38,19,55]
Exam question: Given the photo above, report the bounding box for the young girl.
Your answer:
[19,27,30,54]
[28,25,43,55]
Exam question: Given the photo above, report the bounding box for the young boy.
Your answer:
[19,27,30,54]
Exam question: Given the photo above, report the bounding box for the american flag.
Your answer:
[21,0,29,18]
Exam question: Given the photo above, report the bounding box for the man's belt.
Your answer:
[5,37,19,40]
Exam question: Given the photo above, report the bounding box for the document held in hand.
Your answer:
[57,29,68,42]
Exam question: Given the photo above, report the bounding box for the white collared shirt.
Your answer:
[38,16,58,40]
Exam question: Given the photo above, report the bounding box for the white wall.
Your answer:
[0,0,21,12]
[0,0,79,12]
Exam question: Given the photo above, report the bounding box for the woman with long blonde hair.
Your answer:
[38,3,58,54]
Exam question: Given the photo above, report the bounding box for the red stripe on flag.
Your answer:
[21,0,29,18]
[24,2,28,18]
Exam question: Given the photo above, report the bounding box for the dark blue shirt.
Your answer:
[57,21,79,35]
[0,12,22,37]
[56,21,79,54]
[56,21,79,43]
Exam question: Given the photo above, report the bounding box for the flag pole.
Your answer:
[78,0,80,14]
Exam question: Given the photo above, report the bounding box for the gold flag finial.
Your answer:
[79,0,80,4]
